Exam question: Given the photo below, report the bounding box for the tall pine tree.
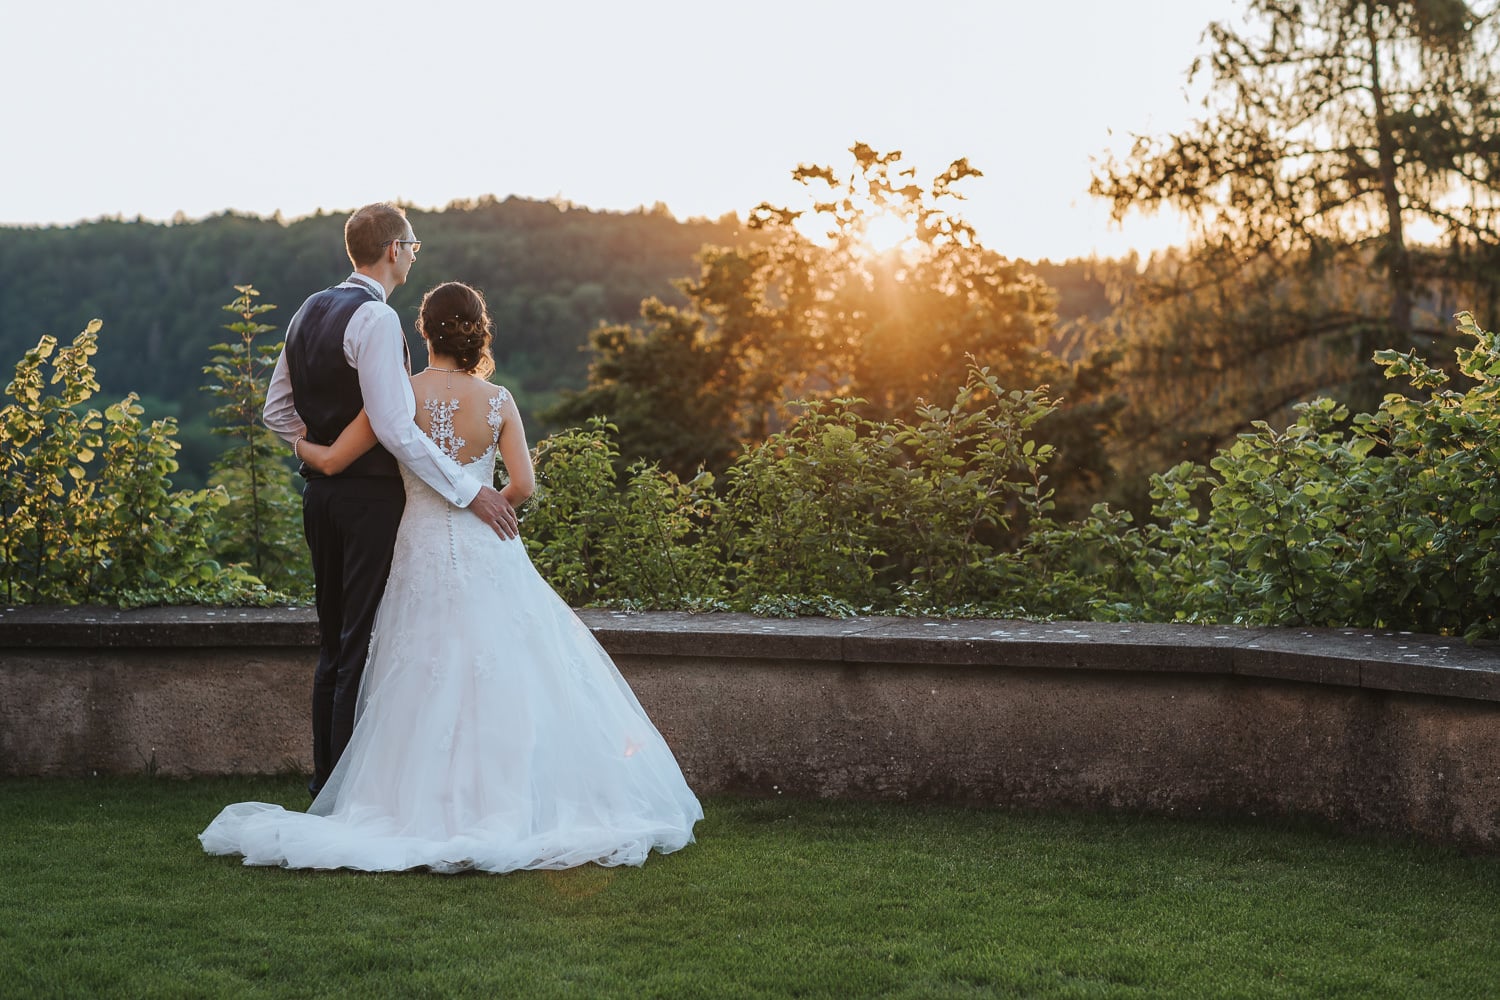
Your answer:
[1093,0,1500,476]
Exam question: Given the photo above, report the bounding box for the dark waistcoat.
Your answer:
[285,284,402,479]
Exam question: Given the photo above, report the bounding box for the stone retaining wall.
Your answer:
[4,606,1499,849]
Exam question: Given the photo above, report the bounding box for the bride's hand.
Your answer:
[296,411,378,475]
[295,436,341,475]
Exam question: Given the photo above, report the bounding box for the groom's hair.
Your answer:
[345,203,409,268]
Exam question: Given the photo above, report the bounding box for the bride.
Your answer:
[200,281,702,873]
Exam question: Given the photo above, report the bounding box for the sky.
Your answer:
[2,0,1243,261]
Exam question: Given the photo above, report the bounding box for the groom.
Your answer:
[264,201,518,797]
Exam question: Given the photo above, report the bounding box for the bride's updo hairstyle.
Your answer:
[418,281,495,378]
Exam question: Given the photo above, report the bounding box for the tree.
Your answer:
[1092,0,1500,476]
[549,297,746,476]
[201,286,307,594]
[551,144,1115,508]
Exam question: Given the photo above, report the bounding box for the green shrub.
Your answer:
[522,366,1058,615]
[519,419,722,608]
[719,367,1057,611]
[13,294,1500,640]
[0,321,272,606]
[720,398,894,608]
[522,312,1500,638]
[1152,312,1500,637]
[1021,311,1500,638]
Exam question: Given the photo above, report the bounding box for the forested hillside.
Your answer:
[0,198,741,483]
[0,197,1109,487]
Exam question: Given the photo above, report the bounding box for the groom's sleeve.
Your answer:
[263,348,307,446]
[351,305,482,508]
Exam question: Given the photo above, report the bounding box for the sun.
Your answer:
[790,200,921,256]
[862,210,918,254]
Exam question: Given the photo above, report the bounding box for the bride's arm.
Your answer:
[296,410,378,475]
[497,395,535,506]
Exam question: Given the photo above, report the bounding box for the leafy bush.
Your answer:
[1020,312,1500,638]
[12,290,1500,641]
[522,366,1059,615]
[521,312,1500,639]
[0,321,273,606]
[719,398,893,607]
[719,369,1057,612]
[519,419,721,608]
[1199,311,1500,638]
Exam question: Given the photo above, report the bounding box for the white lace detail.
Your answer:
[422,387,510,468]
[424,398,466,462]
[487,392,504,435]
[466,387,509,469]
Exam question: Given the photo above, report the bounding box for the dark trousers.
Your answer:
[302,475,405,797]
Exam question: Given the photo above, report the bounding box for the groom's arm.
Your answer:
[348,303,482,508]
[263,333,307,446]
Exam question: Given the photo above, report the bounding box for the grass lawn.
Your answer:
[2,777,1499,998]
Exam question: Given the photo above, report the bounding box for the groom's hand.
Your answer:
[470,485,519,539]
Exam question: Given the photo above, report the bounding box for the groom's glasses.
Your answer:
[382,239,421,254]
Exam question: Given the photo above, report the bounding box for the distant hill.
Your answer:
[0,198,742,484]
[0,198,1112,486]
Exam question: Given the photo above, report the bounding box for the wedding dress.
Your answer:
[200,386,702,873]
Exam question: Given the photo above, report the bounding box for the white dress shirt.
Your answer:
[263,273,481,508]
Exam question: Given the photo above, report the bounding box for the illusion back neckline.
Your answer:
[416,385,509,468]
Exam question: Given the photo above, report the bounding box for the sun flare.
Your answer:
[862,211,918,254]
[793,204,921,255]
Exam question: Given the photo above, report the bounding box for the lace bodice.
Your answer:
[420,386,508,471]
[401,385,509,518]
[398,384,512,574]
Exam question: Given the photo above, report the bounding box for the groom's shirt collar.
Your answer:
[343,272,386,302]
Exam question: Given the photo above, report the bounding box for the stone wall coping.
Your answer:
[3,605,1498,704]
